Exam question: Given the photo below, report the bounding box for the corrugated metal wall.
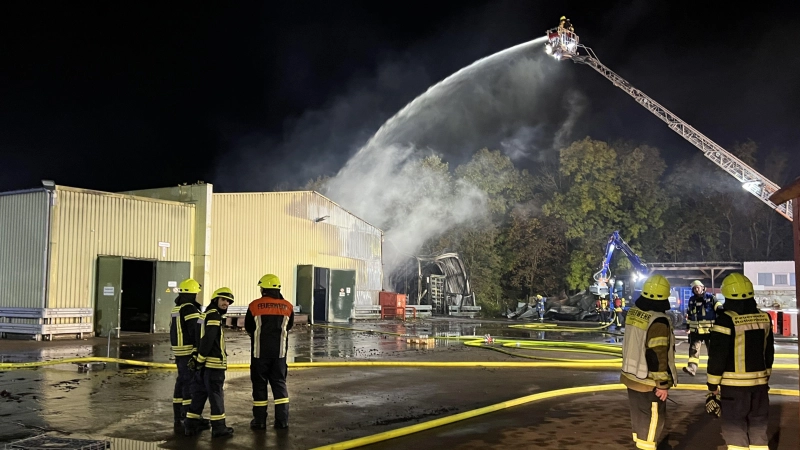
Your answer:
[48,187,195,310]
[0,190,49,309]
[211,192,382,308]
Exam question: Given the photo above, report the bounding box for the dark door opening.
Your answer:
[313,267,330,322]
[120,259,155,333]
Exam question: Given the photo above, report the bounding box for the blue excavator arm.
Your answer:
[589,231,649,298]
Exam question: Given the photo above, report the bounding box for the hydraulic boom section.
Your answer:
[544,21,793,221]
[590,231,649,298]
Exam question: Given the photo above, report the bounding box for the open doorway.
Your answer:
[313,267,330,322]
[120,259,155,333]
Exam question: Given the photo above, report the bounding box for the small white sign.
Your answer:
[158,242,171,248]
[103,286,115,297]
[345,287,351,294]
[167,281,177,288]
[339,291,345,297]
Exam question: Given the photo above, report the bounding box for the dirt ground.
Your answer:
[0,319,797,449]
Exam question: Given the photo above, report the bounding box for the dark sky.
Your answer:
[1,1,799,193]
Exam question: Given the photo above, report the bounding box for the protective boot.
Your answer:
[184,418,203,436]
[199,418,211,430]
[682,363,697,376]
[173,403,183,426]
[251,405,267,429]
[274,403,289,429]
[211,420,234,438]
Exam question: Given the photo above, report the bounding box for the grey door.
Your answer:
[153,261,191,333]
[329,269,356,323]
[95,256,123,337]
[296,265,314,322]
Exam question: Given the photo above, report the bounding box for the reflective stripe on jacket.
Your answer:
[621,307,678,390]
[196,308,227,370]
[707,310,774,388]
[170,302,201,356]
[245,296,294,359]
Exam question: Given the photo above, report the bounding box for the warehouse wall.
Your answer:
[123,183,213,304]
[0,189,49,309]
[47,186,195,310]
[211,191,382,309]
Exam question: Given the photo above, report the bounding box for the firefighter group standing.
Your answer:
[620,273,776,449]
[169,274,294,439]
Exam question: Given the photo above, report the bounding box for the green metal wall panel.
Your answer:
[0,190,49,309]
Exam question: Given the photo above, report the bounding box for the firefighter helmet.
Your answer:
[536,295,543,300]
[178,278,201,294]
[690,280,704,288]
[721,273,754,300]
[212,287,234,304]
[258,274,282,289]
[560,16,566,20]
[641,274,670,300]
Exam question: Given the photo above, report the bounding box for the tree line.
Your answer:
[304,138,794,316]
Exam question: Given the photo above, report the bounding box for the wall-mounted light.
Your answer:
[742,181,762,192]
[315,215,330,223]
[41,179,55,188]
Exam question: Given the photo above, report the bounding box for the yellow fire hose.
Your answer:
[309,383,800,450]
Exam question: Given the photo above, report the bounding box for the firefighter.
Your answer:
[245,274,295,430]
[683,280,723,376]
[536,294,546,320]
[707,273,774,450]
[185,287,235,438]
[620,274,678,450]
[169,278,209,429]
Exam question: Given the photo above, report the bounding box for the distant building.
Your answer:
[0,182,382,340]
[744,261,796,309]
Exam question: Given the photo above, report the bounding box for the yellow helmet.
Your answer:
[536,295,543,300]
[641,274,670,300]
[721,273,754,300]
[178,278,201,294]
[690,280,704,288]
[560,16,566,20]
[258,274,281,289]
[212,287,234,304]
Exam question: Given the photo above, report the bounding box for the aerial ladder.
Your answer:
[590,230,649,299]
[544,22,793,221]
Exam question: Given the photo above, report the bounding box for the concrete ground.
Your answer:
[0,318,797,449]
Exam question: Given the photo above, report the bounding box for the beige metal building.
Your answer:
[0,182,382,339]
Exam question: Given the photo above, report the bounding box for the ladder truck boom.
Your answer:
[544,24,793,221]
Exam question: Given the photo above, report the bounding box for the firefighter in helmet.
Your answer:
[620,274,678,450]
[169,279,209,429]
[683,280,723,376]
[185,287,235,438]
[707,273,774,449]
[245,274,295,430]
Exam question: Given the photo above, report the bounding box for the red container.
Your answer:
[379,292,407,308]
[766,310,780,334]
[782,312,796,337]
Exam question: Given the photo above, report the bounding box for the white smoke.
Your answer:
[323,37,586,266]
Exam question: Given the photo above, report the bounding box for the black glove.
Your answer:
[187,352,204,372]
[705,392,721,418]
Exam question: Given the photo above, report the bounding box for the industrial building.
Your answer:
[0,182,383,340]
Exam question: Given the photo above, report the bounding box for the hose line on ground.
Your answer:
[309,383,800,450]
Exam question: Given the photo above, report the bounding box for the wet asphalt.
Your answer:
[0,318,797,449]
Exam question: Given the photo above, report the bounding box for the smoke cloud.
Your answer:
[323,37,586,263]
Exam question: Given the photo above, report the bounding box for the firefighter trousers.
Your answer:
[251,357,289,426]
[720,385,769,449]
[687,332,709,367]
[627,388,666,450]
[172,355,193,421]
[187,368,227,427]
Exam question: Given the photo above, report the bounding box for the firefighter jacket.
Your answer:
[620,306,678,391]
[686,293,722,334]
[706,304,774,390]
[170,296,202,356]
[245,295,294,359]
[196,307,227,370]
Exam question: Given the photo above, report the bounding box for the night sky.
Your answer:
[1,1,799,193]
